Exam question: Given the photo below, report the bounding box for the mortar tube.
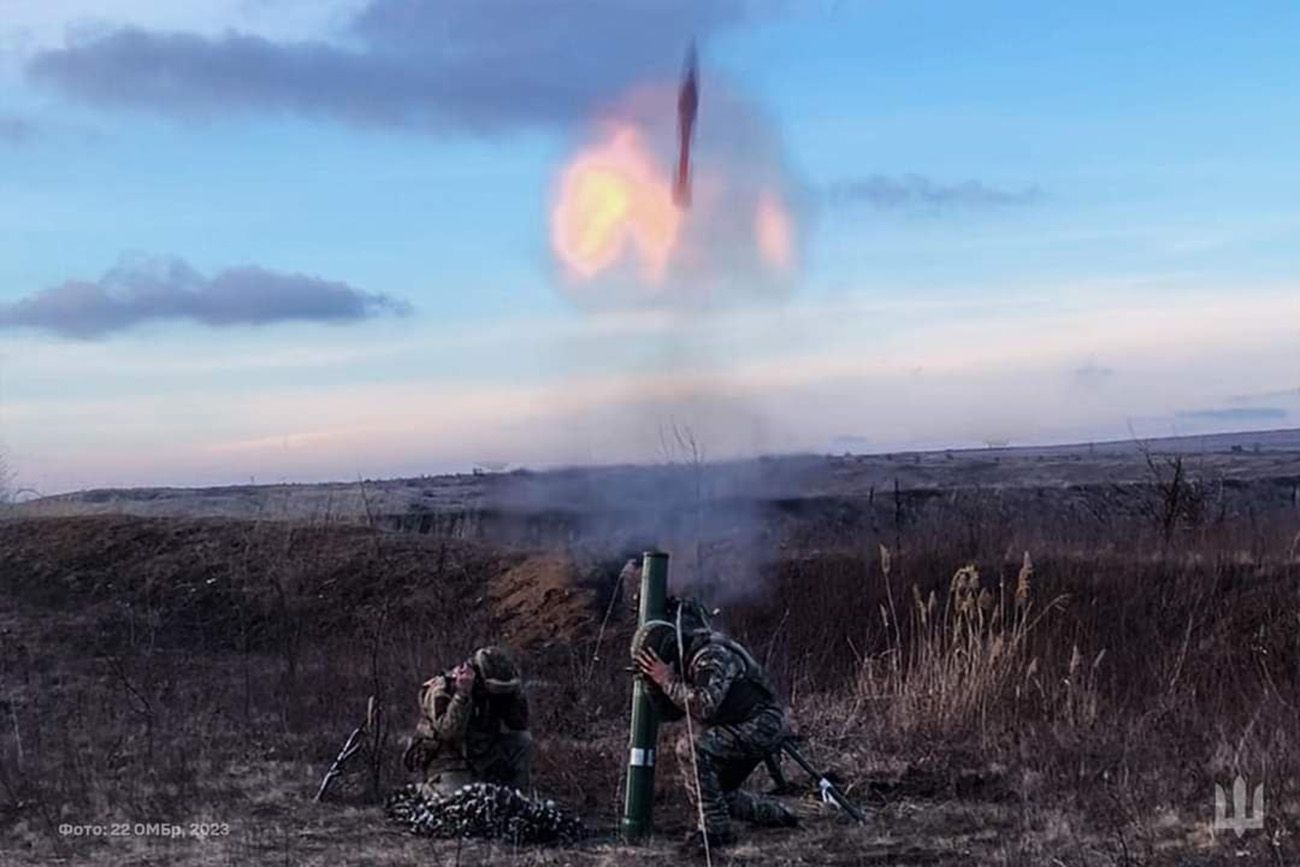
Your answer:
[621,550,669,841]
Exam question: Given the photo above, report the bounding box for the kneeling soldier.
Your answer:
[403,646,532,796]
[635,600,798,852]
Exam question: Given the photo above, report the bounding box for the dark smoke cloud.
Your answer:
[0,113,39,144]
[0,257,410,339]
[824,174,1043,211]
[27,1,766,133]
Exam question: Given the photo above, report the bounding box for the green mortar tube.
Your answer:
[621,550,669,841]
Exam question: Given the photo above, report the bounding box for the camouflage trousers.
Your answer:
[675,706,794,837]
[469,730,533,791]
[420,731,533,798]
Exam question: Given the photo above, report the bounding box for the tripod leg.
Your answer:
[763,753,791,792]
[779,742,867,823]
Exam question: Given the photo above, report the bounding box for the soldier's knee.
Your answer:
[678,733,729,777]
[489,729,528,762]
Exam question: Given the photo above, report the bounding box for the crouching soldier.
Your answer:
[402,646,532,796]
[635,600,798,852]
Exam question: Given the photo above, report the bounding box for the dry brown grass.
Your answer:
[854,551,1071,742]
[1,504,1298,864]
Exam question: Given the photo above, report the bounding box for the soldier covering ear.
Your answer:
[405,646,532,796]
[634,599,799,851]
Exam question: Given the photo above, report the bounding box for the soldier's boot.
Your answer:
[679,827,737,856]
[727,788,800,828]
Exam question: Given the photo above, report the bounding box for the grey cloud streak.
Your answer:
[0,257,410,339]
[825,174,1043,212]
[1227,386,1300,403]
[1175,407,1287,423]
[26,1,764,133]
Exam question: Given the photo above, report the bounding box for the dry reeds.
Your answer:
[858,550,1069,741]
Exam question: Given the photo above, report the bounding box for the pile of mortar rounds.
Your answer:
[384,782,586,845]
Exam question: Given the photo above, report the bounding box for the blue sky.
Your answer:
[2,1,1298,493]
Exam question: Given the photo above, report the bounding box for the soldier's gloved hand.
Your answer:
[453,663,477,693]
[635,648,673,689]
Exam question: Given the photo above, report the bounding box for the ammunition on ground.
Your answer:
[621,550,669,841]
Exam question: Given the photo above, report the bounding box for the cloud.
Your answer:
[26,1,764,133]
[824,174,1042,212]
[8,280,1300,489]
[1227,386,1300,403]
[0,256,409,338]
[829,434,872,449]
[1175,407,1287,423]
[0,113,39,143]
[1073,361,1115,385]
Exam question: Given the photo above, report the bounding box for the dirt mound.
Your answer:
[0,515,621,658]
[489,553,599,648]
[0,515,512,653]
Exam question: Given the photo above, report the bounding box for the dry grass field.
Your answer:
[3,441,1299,864]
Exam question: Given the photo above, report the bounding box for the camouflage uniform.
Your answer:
[658,629,797,841]
[403,647,532,796]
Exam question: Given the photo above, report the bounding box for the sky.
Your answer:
[2,0,1299,494]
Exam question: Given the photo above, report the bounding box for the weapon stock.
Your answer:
[314,695,379,803]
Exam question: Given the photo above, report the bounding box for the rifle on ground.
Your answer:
[314,696,380,802]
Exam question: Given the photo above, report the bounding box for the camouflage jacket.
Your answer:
[406,673,529,773]
[661,633,781,726]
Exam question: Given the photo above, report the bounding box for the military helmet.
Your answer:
[630,619,681,667]
[471,646,522,694]
[667,596,713,636]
